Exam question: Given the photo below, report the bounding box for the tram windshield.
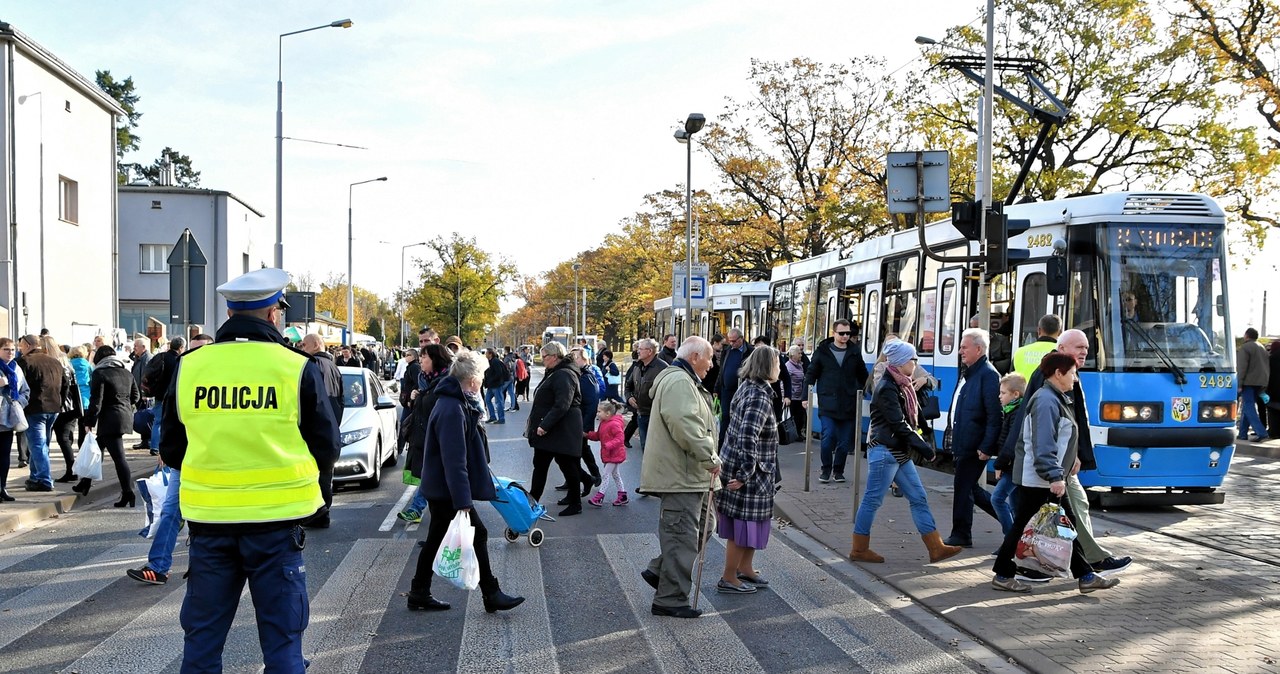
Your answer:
[1099,223,1232,372]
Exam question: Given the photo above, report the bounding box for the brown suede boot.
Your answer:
[922,531,963,563]
[849,533,884,563]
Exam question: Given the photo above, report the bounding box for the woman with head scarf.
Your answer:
[850,340,962,565]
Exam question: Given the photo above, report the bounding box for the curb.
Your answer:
[0,447,160,536]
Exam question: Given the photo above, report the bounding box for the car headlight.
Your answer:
[1100,402,1162,423]
[340,427,373,446]
[1198,402,1236,422]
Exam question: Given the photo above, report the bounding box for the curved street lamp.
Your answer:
[275,18,353,269]
[347,176,387,342]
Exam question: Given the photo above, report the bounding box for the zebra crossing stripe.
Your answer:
[456,538,559,674]
[379,486,417,531]
[0,545,55,573]
[304,539,416,673]
[599,533,766,674]
[0,543,149,652]
[703,537,974,673]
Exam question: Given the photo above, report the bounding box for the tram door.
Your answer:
[933,268,964,437]
[861,281,883,363]
[1012,263,1048,350]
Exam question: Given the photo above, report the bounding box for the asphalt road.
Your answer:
[0,370,997,674]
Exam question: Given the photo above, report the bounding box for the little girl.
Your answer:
[586,400,628,506]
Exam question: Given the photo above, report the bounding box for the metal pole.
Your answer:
[691,472,717,611]
[346,190,353,343]
[275,40,284,269]
[400,246,406,348]
[686,140,696,345]
[573,264,579,335]
[803,386,815,492]
[851,390,866,524]
[977,0,995,328]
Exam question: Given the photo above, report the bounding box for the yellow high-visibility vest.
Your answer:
[1013,340,1057,381]
[176,341,321,524]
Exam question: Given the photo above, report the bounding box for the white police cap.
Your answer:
[217,268,292,310]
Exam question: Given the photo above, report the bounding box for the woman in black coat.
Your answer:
[525,342,584,516]
[405,349,523,614]
[76,345,140,506]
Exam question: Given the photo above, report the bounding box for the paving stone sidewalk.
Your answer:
[772,438,1280,674]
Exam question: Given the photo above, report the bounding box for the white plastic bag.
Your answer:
[433,510,480,590]
[73,432,103,481]
[136,467,172,538]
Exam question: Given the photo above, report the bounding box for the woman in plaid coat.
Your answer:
[715,346,782,594]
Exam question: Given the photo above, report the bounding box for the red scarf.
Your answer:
[887,364,918,426]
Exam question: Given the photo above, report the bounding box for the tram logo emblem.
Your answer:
[1171,397,1192,423]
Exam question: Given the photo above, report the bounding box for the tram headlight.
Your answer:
[1101,402,1162,423]
[1198,402,1236,422]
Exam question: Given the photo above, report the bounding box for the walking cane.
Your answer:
[691,472,717,611]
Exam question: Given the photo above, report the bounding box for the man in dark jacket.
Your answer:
[944,328,1002,547]
[626,338,668,450]
[527,344,584,516]
[805,320,868,483]
[301,333,344,527]
[482,349,511,424]
[17,335,72,491]
[716,328,753,447]
[658,334,678,364]
[129,338,154,449]
[335,346,362,369]
[144,337,185,456]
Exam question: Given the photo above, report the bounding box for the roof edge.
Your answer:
[0,21,127,116]
[119,185,266,218]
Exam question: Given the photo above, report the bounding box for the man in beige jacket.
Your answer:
[639,336,722,619]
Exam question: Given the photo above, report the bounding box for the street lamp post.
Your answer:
[276,18,353,269]
[347,177,387,343]
[400,241,428,348]
[674,113,705,340]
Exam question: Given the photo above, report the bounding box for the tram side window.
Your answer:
[1067,257,1100,369]
[1018,272,1048,347]
[793,277,817,351]
[917,254,944,354]
[939,279,958,355]
[817,271,843,348]
[770,282,793,346]
[988,269,1016,341]
[882,255,920,347]
[865,289,881,356]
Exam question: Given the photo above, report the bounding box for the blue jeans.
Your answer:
[818,414,855,476]
[991,471,1017,535]
[503,381,517,409]
[149,468,184,575]
[181,527,309,673]
[407,489,427,515]
[853,445,937,535]
[24,412,58,487]
[1239,386,1268,438]
[151,403,165,451]
[638,414,651,450]
[484,387,505,423]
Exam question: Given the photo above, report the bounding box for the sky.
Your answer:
[5,1,1275,331]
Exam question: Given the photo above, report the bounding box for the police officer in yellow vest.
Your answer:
[1012,314,1062,381]
[159,268,340,674]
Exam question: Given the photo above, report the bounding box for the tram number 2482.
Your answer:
[1199,374,1233,388]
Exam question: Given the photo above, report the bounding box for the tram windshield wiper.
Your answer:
[1123,319,1188,386]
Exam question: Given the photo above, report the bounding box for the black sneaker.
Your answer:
[1090,556,1132,576]
[818,472,831,484]
[127,567,168,585]
[833,474,846,483]
[1015,568,1054,583]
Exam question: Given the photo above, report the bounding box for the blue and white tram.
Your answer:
[654,281,769,341]
[766,192,1238,505]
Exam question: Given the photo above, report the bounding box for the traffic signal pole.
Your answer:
[978,0,995,330]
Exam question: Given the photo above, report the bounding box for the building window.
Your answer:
[243,254,250,274]
[59,177,78,223]
[141,244,172,274]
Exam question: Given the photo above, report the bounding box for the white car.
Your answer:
[333,367,399,489]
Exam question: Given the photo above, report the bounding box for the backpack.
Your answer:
[141,353,168,397]
[588,364,607,398]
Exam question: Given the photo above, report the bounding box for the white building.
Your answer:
[118,185,269,339]
[0,22,124,342]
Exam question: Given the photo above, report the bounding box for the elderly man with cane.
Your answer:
[638,336,722,619]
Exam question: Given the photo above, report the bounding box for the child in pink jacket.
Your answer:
[586,401,628,506]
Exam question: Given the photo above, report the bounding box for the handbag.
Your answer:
[918,389,941,421]
[5,396,29,433]
[433,511,480,590]
[777,415,800,445]
[136,467,173,538]
[74,431,104,481]
[1015,502,1077,577]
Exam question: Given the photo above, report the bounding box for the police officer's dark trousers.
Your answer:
[180,526,308,674]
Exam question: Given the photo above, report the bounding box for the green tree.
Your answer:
[136,147,202,187]
[406,235,517,346]
[916,0,1274,244]
[95,70,141,183]
[315,273,391,339]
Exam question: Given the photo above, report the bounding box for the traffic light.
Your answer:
[950,200,982,241]
[985,204,1031,275]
